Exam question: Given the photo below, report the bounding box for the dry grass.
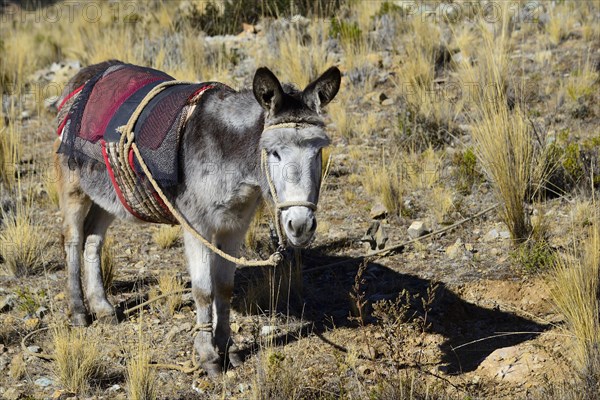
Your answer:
[430,186,454,224]
[53,325,102,394]
[265,20,335,87]
[157,272,184,316]
[0,119,22,190]
[361,155,403,216]
[126,340,157,400]
[153,225,181,249]
[0,203,48,276]
[101,236,117,293]
[551,213,600,392]
[457,22,537,242]
[564,55,599,103]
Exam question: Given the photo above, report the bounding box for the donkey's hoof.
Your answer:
[227,345,244,368]
[71,313,91,327]
[201,360,223,377]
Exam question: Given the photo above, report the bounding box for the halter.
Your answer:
[260,122,320,249]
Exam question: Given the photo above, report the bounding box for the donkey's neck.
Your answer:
[177,88,268,215]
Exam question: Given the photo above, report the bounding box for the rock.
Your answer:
[34,377,53,388]
[370,203,387,219]
[108,384,121,392]
[36,306,49,318]
[361,221,388,250]
[0,354,9,371]
[499,231,511,239]
[445,239,464,259]
[260,325,278,336]
[0,295,15,313]
[381,98,395,106]
[483,228,499,242]
[27,345,41,354]
[408,221,429,239]
[477,344,550,382]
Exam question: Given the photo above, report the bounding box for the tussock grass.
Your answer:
[157,272,184,316]
[0,116,22,190]
[101,236,117,293]
[153,225,181,249]
[457,22,539,243]
[245,202,267,252]
[0,203,48,276]
[361,156,403,216]
[126,341,157,400]
[551,214,600,393]
[565,55,599,103]
[53,325,102,394]
[266,21,335,87]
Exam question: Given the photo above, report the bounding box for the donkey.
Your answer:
[54,60,341,375]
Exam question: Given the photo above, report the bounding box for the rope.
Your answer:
[131,143,282,267]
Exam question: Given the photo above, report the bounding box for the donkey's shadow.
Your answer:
[233,245,548,374]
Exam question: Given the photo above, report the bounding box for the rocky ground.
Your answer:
[1,1,600,399]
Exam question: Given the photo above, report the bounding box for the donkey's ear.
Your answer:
[302,66,341,112]
[253,67,284,114]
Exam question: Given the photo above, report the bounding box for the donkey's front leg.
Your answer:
[213,231,244,367]
[183,230,222,376]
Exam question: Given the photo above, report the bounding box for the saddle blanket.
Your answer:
[57,62,219,223]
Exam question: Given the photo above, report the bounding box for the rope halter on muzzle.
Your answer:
[260,122,320,249]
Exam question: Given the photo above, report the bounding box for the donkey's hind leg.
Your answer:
[57,156,92,326]
[83,204,116,323]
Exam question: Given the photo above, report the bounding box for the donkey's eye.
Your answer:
[271,151,281,161]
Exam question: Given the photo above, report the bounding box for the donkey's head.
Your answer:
[253,66,341,248]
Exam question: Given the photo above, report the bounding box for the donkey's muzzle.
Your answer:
[282,206,317,248]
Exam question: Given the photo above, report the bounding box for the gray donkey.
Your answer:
[54,60,341,375]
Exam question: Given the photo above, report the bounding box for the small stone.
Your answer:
[483,228,499,242]
[34,376,53,387]
[108,384,121,392]
[445,240,464,259]
[27,345,41,353]
[381,98,394,106]
[260,325,278,336]
[0,295,15,313]
[36,306,49,318]
[370,202,387,219]
[408,221,429,239]
[499,231,511,239]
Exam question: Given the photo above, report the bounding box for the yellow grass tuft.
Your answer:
[53,325,102,394]
[0,204,48,276]
[157,272,184,316]
[361,155,403,216]
[153,225,181,249]
[552,214,600,389]
[457,22,537,242]
[101,236,117,293]
[126,341,157,400]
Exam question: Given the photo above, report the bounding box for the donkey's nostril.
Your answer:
[309,217,317,232]
[287,219,294,233]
